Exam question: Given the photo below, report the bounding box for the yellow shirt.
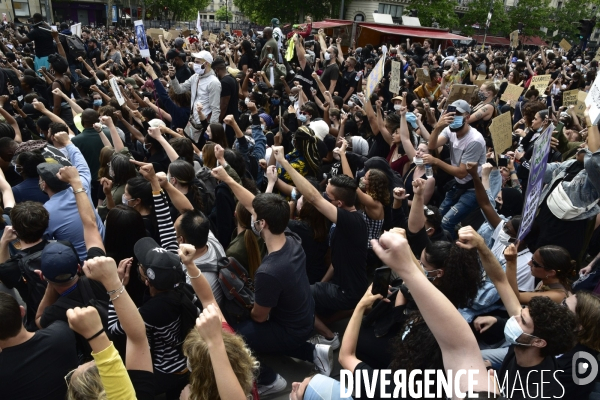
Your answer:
[92,342,136,400]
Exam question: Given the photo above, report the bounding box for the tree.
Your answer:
[460,0,510,37]
[144,0,210,21]
[233,0,341,25]
[405,0,460,29]
[215,5,233,21]
[552,0,600,43]
[506,0,552,39]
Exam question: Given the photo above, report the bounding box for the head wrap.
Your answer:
[294,126,321,177]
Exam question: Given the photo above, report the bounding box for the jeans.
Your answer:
[439,186,478,239]
[233,318,315,385]
[481,344,510,370]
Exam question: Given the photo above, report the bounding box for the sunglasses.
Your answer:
[64,368,76,387]
[530,258,546,269]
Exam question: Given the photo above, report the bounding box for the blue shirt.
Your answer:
[12,177,49,204]
[44,144,105,261]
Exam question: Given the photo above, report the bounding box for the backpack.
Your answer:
[65,35,87,59]
[196,167,217,213]
[16,249,49,331]
[197,257,255,325]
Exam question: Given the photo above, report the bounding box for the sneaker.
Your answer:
[308,333,340,350]
[257,374,287,397]
[313,344,333,376]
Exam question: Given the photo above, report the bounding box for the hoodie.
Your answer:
[170,69,222,124]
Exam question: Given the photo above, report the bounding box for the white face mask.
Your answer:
[394,104,401,111]
[245,97,250,105]
[496,229,513,247]
[504,316,534,346]
[193,63,205,75]
[324,52,331,61]
[348,101,354,107]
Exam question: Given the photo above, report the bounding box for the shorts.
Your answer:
[311,282,359,316]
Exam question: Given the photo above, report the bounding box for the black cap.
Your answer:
[166,49,185,60]
[134,237,185,291]
[37,162,69,192]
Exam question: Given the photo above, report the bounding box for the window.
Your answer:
[378,3,404,18]
[557,1,562,9]
[39,0,47,16]
[354,13,364,21]
[13,0,30,17]
[595,31,600,39]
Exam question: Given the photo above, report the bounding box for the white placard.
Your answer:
[134,20,150,58]
[110,78,126,106]
[585,73,600,125]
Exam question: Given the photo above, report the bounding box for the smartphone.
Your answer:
[446,105,457,114]
[268,54,273,60]
[553,122,565,138]
[498,156,508,167]
[372,266,392,296]
[547,106,553,120]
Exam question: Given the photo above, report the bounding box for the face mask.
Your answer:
[394,104,401,111]
[406,112,418,129]
[271,98,280,105]
[576,59,582,63]
[477,91,487,101]
[297,114,307,123]
[497,228,516,247]
[289,96,297,103]
[250,215,263,237]
[261,124,266,131]
[324,52,331,61]
[122,194,132,207]
[245,97,250,105]
[449,116,464,130]
[93,99,102,107]
[193,63,205,75]
[348,101,355,107]
[504,316,534,346]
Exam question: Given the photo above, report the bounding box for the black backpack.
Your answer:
[16,249,49,331]
[197,257,255,325]
[65,35,87,59]
[195,167,217,213]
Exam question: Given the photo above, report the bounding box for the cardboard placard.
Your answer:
[389,61,401,95]
[366,49,387,99]
[489,112,513,159]
[416,68,430,84]
[445,85,478,109]
[594,52,600,62]
[208,33,217,44]
[202,30,210,40]
[500,83,524,103]
[224,24,230,33]
[474,74,488,87]
[510,30,519,48]
[146,28,163,40]
[562,89,579,108]
[182,29,191,37]
[559,38,571,52]
[575,91,588,118]
[528,75,552,94]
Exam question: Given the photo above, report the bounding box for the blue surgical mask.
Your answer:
[93,99,102,107]
[504,316,534,346]
[406,112,418,129]
[271,98,280,105]
[297,114,307,123]
[449,116,464,129]
[122,194,133,207]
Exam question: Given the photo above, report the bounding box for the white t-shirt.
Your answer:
[440,126,486,184]
[183,231,226,304]
[490,221,535,292]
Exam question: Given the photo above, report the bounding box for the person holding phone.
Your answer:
[515,108,552,192]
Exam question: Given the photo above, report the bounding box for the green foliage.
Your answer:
[215,5,233,21]
[406,0,460,30]
[232,0,342,25]
[460,0,510,36]
[506,0,552,38]
[551,1,600,42]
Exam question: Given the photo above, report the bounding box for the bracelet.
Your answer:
[186,269,202,279]
[106,282,124,295]
[73,188,86,195]
[152,190,163,195]
[86,328,105,341]
[510,170,517,174]
[109,285,125,301]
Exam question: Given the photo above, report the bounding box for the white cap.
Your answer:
[191,50,213,64]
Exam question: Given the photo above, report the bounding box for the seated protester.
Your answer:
[143,130,170,173]
[174,209,225,304]
[326,136,368,178]
[0,202,51,331]
[66,257,156,400]
[272,146,368,351]
[211,166,332,397]
[458,227,578,400]
[0,293,78,400]
[11,152,49,204]
[0,137,22,187]
[98,152,138,221]
[166,159,207,220]
[39,132,105,261]
[226,201,267,279]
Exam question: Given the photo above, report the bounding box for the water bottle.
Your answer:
[425,164,433,179]
[517,143,524,153]
[355,71,363,81]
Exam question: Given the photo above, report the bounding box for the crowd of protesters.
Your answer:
[0,10,599,400]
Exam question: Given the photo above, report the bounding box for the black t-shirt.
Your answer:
[331,208,368,298]
[26,26,55,58]
[367,133,391,160]
[298,62,316,98]
[254,229,315,336]
[128,370,156,400]
[287,219,329,284]
[238,53,250,70]
[499,346,565,400]
[87,47,101,64]
[338,69,358,98]
[353,362,395,399]
[0,321,78,400]
[407,226,432,259]
[220,74,239,121]
[320,63,340,91]
[176,64,193,83]
[555,343,599,399]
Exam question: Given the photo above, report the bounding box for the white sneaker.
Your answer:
[257,374,287,397]
[313,344,333,376]
[308,333,340,350]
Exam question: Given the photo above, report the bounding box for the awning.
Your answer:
[359,23,467,40]
[522,36,547,46]
[472,35,510,46]
[312,19,352,29]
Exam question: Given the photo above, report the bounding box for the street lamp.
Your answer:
[226,0,228,24]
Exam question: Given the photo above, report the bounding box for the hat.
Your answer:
[124,77,139,89]
[37,162,70,192]
[191,50,213,64]
[40,242,79,283]
[392,95,403,102]
[134,237,185,291]
[166,48,185,60]
[309,120,329,141]
[174,37,185,48]
[271,18,280,26]
[304,374,348,400]
[148,118,166,128]
[351,136,369,156]
[259,113,274,127]
[451,99,471,114]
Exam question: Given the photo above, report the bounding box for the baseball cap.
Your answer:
[40,242,80,283]
[309,120,329,141]
[166,48,185,60]
[37,162,69,192]
[134,237,185,291]
[191,50,213,64]
[451,99,471,114]
[124,77,139,89]
[173,37,185,48]
[392,95,403,102]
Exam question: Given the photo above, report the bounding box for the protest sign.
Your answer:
[518,124,553,240]
[389,61,401,94]
[134,20,150,58]
[559,39,572,52]
[445,85,478,109]
[182,29,192,37]
[510,30,519,48]
[416,68,430,84]
[562,89,579,107]
[585,72,600,125]
[528,75,552,94]
[500,83,524,103]
[109,78,125,106]
[224,24,230,34]
[365,48,386,98]
[473,74,488,87]
[146,28,162,40]
[70,23,82,38]
[489,112,513,160]
[575,91,587,118]
[233,29,243,37]
[208,33,218,44]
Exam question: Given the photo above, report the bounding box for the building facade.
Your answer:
[198,0,248,23]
